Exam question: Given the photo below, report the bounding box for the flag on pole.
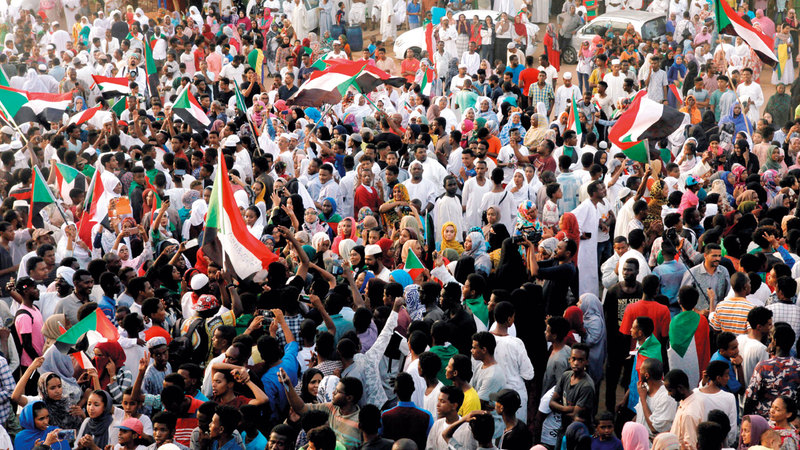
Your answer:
[714,0,777,64]
[173,87,211,129]
[54,309,119,353]
[201,153,279,279]
[110,96,127,117]
[75,351,95,370]
[91,75,131,99]
[0,86,72,125]
[28,166,56,228]
[0,66,11,87]
[567,92,582,139]
[53,163,87,203]
[425,23,436,65]
[143,37,161,102]
[609,90,688,164]
[233,80,248,113]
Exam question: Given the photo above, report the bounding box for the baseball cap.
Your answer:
[116,418,144,435]
[490,389,521,411]
[146,336,167,349]
[32,229,53,240]
[686,175,700,187]
[194,294,220,311]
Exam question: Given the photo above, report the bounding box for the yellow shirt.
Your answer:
[458,387,482,417]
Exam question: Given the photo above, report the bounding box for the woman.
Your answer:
[739,415,770,450]
[652,433,680,450]
[437,221,464,255]
[761,146,788,176]
[564,306,585,346]
[297,368,324,403]
[680,95,702,124]
[667,55,687,108]
[506,169,532,204]
[578,293,606,386]
[576,40,594,94]
[621,423,651,450]
[15,401,71,450]
[769,396,799,449]
[93,341,130,402]
[721,103,754,136]
[766,83,793,128]
[319,197,343,229]
[463,231,491,276]
[379,184,418,232]
[12,359,84,430]
[456,15,471,58]
[498,112,527,146]
[332,217,358,255]
[762,169,781,204]
[479,17,495,63]
[76,390,114,449]
[727,140,760,175]
[773,25,794,85]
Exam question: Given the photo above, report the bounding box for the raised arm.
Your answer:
[11,356,43,406]
[310,295,336,336]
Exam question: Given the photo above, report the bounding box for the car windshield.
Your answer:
[640,17,666,40]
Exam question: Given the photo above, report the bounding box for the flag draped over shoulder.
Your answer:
[609,90,687,163]
[668,310,711,388]
[714,0,777,64]
[202,154,278,279]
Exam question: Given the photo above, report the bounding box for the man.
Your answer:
[284,374,364,449]
[528,71,554,117]
[462,160,491,230]
[619,317,663,428]
[682,243,730,312]
[460,41,480,76]
[493,389,532,448]
[208,405,242,450]
[766,277,800,338]
[490,301,534,422]
[736,67,764,124]
[620,275,671,344]
[554,72,581,116]
[668,287,712,389]
[572,180,605,296]
[446,354,481,417]
[603,258,643,411]
[426,386,473,449]
[449,64,471,93]
[710,75,736,122]
[542,316,571,394]
[709,332,745,413]
[527,239,578,316]
[665,369,706,449]
[11,277,43,384]
[54,269,94,325]
[555,155,582,213]
[364,245,391,281]
[737,307,772,385]
[380,372,433,448]
[744,323,800,417]
[432,176,465,243]
[549,343,595,440]
[710,272,754,334]
[634,359,677,438]
[470,331,506,411]
[375,47,397,75]
[645,55,668,104]
[359,405,394,450]
[604,59,627,103]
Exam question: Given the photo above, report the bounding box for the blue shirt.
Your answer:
[318,313,355,344]
[406,2,421,25]
[260,341,300,422]
[98,295,117,326]
[505,64,524,86]
[241,430,268,450]
[212,438,242,450]
[652,260,687,307]
[710,351,742,418]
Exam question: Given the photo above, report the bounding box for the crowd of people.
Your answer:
[0,0,800,449]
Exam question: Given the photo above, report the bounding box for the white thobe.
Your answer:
[573,198,600,296]
[379,0,396,41]
[432,195,465,242]
[462,177,492,230]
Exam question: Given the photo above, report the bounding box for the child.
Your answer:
[148,411,188,450]
[541,183,562,228]
[110,388,154,445]
[143,337,172,396]
[663,162,681,194]
[335,3,346,25]
[367,37,377,59]
[591,411,623,450]
[113,418,147,450]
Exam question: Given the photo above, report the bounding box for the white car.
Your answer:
[393,10,538,59]
[562,10,666,64]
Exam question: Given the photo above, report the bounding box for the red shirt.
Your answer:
[174,396,204,447]
[354,185,383,215]
[619,299,671,342]
[518,67,540,97]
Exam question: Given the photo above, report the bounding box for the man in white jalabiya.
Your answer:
[379,0,397,42]
[292,0,309,42]
[572,180,605,297]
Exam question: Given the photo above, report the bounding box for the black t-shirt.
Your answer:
[217,89,234,107]
[278,85,298,101]
[374,132,403,153]
[499,420,533,449]
[538,259,578,316]
[554,370,595,431]
[603,282,643,338]
[240,81,262,107]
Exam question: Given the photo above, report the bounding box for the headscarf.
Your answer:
[15,401,70,450]
[498,112,527,146]
[337,238,357,262]
[83,390,114,448]
[42,314,67,350]
[738,415,769,450]
[559,212,580,242]
[564,305,585,342]
[515,200,540,231]
[40,346,78,390]
[731,163,746,188]
[565,422,591,450]
[760,146,786,174]
[401,240,420,265]
[720,102,753,135]
[622,422,651,450]
[761,169,779,199]
[579,293,606,382]
[390,269,413,288]
[652,433,681,450]
[720,171,735,195]
[94,341,126,390]
[332,217,358,255]
[440,221,464,254]
[38,372,81,430]
[404,284,425,321]
[463,231,487,258]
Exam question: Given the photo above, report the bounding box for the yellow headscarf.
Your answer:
[439,221,464,255]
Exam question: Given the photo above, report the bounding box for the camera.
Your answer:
[257,310,275,326]
[58,430,76,441]
[512,227,543,246]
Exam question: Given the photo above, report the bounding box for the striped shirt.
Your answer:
[307,402,362,450]
[709,297,754,334]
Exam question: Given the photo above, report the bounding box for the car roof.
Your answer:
[589,10,665,22]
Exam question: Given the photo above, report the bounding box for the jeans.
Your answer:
[578,72,590,94]
[480,44,493,66]
[597,240,612,267]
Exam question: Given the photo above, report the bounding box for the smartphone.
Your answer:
[184,238,199,249]
[256,309,275,326]
[58,430,76,441]
[297,294,311,304]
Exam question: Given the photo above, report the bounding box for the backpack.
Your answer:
[9,309,33,357]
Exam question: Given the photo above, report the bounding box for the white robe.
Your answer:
[495,0,516,16]
[573,198,600,297]
[379,0,396,41]
[439,25,458,60]
[462,177,492,230]
[292,1,309,42]
[433,195,466,242]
